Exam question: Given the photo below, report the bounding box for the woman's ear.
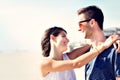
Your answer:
[50,35,56,41]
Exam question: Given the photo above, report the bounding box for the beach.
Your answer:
[0,51,85,80]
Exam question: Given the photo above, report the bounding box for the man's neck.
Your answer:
[89,30,106,47]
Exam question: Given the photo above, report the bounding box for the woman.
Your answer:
[40,26,120,80]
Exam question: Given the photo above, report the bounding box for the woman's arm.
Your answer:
[40,44,104,77]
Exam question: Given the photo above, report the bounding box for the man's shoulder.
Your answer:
[101,45,120,57]
[105,45,116,51]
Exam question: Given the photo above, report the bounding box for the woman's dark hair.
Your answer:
[41,26,67,57]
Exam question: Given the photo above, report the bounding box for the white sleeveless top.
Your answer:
[40,53,76,80]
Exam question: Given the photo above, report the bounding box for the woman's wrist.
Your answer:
[94,47,100,54]
[95,44,106,54]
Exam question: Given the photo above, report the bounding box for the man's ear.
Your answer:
[90,19,96,27]
[90,19,95,25]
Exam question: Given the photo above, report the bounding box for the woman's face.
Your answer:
[55,31,69,52]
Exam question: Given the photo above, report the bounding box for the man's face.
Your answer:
[78,14,93,39]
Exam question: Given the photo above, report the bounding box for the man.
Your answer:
[77,5,120,80]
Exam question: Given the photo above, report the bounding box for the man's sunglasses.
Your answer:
[78,19,91,24]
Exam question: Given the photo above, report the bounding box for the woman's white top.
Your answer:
[40,53,76,80]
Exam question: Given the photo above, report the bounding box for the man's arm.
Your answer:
[67,44,91,60]
[116,77,120,80]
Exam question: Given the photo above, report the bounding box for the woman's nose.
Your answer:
[67,38,69,42]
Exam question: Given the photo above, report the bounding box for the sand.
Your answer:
[0,51,85,80]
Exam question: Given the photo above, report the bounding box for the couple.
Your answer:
[40,5,120,80]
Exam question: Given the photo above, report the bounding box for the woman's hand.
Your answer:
[113,40,120,53]
[104,34,120,49]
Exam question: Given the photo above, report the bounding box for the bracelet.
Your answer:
[95,47,100,54]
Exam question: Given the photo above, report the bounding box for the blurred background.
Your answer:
[0,0,120,80]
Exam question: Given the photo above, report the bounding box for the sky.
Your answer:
[0,0,120,51]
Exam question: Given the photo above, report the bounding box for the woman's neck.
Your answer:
[49,47,63,60]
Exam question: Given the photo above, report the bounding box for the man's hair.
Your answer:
[77,5,104,30]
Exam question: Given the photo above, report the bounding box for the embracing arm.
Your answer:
[67,44,91,59]
[40,44,106,77]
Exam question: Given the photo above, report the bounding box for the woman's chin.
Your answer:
[63,48,68,52]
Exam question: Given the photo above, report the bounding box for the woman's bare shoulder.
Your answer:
[40,57,53,69]
[40,57,53,76]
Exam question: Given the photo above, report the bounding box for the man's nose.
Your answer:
[78,24,83,31]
